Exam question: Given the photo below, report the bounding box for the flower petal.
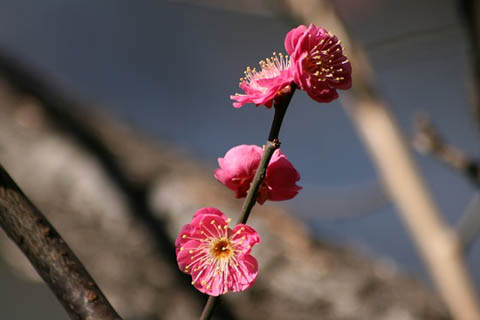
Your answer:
[214,145,263,198]
[230,254,258,292]
[176,239,206,273]
[265,149,302,201]
[231,224,261,255]
[285,24,308,55]
[193,207,227,220]
[175,223,193,248]
[191,208,229,232]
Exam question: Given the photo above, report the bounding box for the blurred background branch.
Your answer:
[458,194,480,251]
[413,114,480,188]
[412,114,480,251]
[459,0,480,129]
[272,0,480,319]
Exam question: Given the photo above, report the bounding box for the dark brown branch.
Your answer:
[412,114,480,187]
[0,164,122,320]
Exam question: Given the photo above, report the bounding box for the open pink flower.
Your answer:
[285,24,352,103]
[230,52,293,108]
[214,145,302,204]
[176,208,260,296]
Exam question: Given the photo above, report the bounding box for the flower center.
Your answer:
[211,238,234,259]
[239,52,290,92]
[304,39,346,83]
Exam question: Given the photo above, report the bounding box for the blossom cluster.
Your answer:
[175,144,300,296]
[232,24,351,108]
[176,24,351,298]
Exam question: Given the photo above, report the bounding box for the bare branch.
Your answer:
[0,164,122,320]
[412,114,480,187]
[412,114,480,250]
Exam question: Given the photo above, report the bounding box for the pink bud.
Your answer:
[214,145,302,204]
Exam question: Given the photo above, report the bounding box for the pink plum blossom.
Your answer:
[214,145,302,204]
[285,24,352,103]
[176,207,260,296]
[231,52,294,108]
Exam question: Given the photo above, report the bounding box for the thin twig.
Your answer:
[200,83,296,320]
[412,114,480,187]
[413,115,480,250]
[0,164,122,320]
[199,294,219,320]
[457,194,480,251]
[268,83,296,142]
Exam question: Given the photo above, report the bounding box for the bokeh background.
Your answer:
[0,0,478,318]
